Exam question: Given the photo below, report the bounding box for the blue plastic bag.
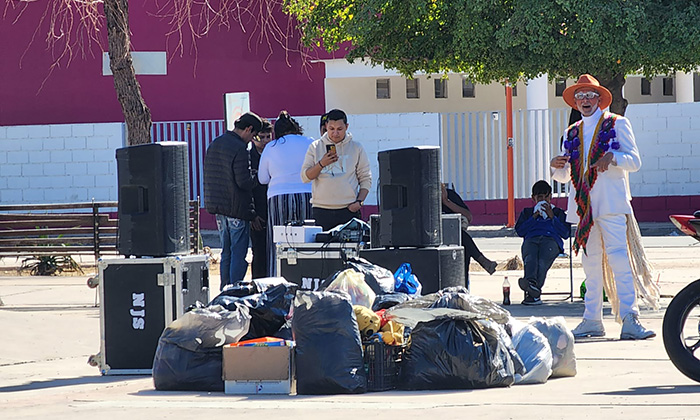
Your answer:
[394,263,422,296]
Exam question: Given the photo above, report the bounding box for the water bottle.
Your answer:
[502,276,511,306]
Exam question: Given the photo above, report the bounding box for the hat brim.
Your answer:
[562,83,612,110]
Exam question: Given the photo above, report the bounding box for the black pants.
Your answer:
[461,230,485,288]
[312,207,361,231]
[250,226,267,279]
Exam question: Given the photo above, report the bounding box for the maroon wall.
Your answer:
[0,2,327,125]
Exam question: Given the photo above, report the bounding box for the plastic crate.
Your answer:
[362,340,404,392]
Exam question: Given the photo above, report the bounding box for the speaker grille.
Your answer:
[117,142,190,257]
[378,147,441,248]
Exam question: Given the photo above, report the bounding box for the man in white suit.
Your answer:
[551,74,657,340]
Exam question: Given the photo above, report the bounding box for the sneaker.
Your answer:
[518,277,541,299]
[620,313,656,340]
[572,318,606,338]
[522,295,543,305]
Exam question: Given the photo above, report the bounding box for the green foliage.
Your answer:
[285,0,700,84]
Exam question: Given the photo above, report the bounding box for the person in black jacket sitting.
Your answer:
[441,183,497,289]
[204,112,263,290]
[515,180,571,305]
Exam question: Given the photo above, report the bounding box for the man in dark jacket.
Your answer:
[204,112,263,290]
[515,180,571,305]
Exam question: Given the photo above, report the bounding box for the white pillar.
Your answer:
[526,74,549,110]
[526,74,550,193]
[676,71,694,103]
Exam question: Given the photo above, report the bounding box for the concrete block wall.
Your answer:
[295,113,441,205]
[0,123,123,204]
[1,103,698,212]
[626,102,700,198]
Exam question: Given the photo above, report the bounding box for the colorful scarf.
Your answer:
[563,112,620,254]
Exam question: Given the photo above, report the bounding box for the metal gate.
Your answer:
[152,120,225,204]
[441,108,572,201]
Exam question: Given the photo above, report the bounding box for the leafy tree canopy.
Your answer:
[285,0,700,114]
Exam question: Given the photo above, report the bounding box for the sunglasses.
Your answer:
[574,91,600,100]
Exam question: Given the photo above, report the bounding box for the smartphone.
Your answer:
[326,144,336,153]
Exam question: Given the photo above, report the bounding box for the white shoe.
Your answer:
[620,313,656,340]
[572,318,605,338]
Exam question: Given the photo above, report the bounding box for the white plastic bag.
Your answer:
[325,268,376,308]
[529,316,577,377]
[510,319,553,384]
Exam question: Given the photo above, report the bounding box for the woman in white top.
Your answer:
[257,111,314,276]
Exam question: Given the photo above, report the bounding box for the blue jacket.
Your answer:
[515,206,570,252]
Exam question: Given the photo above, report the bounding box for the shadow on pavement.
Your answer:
[505,301,586,318]
[587,384,700,396]
[0,375,149,393]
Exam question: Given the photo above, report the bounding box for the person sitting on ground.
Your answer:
[515,180,571,305]
[441,183,497,289]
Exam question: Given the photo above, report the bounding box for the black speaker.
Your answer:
[359,245,465,294]
[378,147,441,248]
[116,142,190,257]
[370,213,461,248]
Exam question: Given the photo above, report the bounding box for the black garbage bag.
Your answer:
[398,316,515,390]
[210,280,298,340]
[430,291,511,324]
[372,292,412,311]
[219,281,259,297]
[153,304,251,391]
[346,257,395,294]
[292,290,367,394]
[319,257,395,295]
[216,277,289,299]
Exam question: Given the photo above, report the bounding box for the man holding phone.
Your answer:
[301,109,372,231]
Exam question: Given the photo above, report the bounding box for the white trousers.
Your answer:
[581,214,639,321]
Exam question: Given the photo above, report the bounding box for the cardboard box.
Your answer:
[222,345,296,395]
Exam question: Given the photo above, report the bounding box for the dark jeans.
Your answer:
[461,230,484,289]
[521,235,561,290]
[312,207,361,231]
[250,225,267,279]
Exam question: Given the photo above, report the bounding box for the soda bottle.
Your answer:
[502,276,511,305]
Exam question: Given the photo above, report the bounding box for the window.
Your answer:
[663,77,674,96]
[641,78,651,95]
[406,78,420,99]
[555,79,567,97]
[434,79,448,98]
[505,83,518,97]
[462,77,475,98]
[376,79,390,99]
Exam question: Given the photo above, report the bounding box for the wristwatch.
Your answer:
[354,199,364,206]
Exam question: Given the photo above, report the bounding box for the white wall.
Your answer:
[0,123,123,204]
[295,113,441,205]
[0,103,697,206]
[625,102,700,197]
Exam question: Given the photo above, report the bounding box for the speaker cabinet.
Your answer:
[370,213,461,248]
[359,245,465,294]
[378,147,441,248]
[117,142,190,257]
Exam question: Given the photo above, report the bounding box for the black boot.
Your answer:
[476,255,497,275]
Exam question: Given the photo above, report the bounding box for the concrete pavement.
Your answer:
[1,234,700,419]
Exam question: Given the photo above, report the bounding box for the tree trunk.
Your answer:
[597,73,628,116]
[104,0,152,145]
